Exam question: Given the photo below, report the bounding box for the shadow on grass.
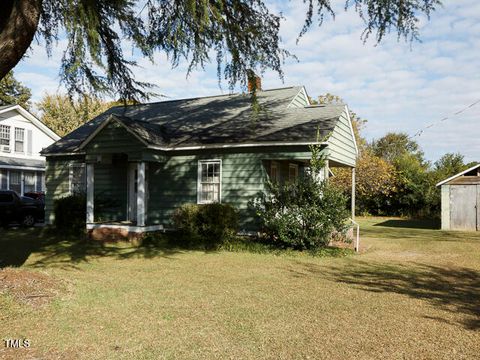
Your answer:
[295,260,480,331]
[0,228,207,270]
[373,218,440,230]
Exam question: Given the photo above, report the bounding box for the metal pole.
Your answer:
[351,167,356,220]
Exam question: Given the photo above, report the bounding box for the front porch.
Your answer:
[85,153,162,241]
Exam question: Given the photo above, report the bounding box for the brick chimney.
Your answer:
[247,71,262,92]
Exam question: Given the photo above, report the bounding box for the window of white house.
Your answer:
[9,171,21,194]
[24,172,36,193]
[270,162,279,182]
[14,128,24,153]
[0,125,10,152]
[70,164,86,194]
[289,163,299,182]
[198,160,221,203]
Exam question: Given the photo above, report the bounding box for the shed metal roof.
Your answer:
[43,86,346,154]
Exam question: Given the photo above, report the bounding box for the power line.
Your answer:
[410,98,480,139]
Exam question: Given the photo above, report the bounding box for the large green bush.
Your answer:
[54,194,86,233]
[251,177,349,250]
[251,145,350,250]
[172,203,239,249]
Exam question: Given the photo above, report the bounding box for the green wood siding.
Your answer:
[85,120,145,155]
[45,156,85,224]
[327,109,357,167]
[46,145,328,231]
[146,147,314,230]
[287,88,309,108]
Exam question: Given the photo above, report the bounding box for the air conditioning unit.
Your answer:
[1,145,10,152]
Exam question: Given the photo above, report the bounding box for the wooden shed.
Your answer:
[437,164,480,231]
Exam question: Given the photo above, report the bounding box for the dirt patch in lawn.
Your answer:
[0,268,61,307]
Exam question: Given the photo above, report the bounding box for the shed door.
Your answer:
[450,185,477,230]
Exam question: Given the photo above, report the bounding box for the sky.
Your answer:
[14,0,480,163]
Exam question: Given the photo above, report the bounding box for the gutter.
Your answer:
[42,141,329,157]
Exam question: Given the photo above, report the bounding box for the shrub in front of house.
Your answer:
[251,177,350,250]
[54,194,86,233]
[251,144,350,250]
[172,203,239,249]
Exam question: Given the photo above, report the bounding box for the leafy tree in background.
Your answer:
[312,93,397,214]
[433,153,476,178]
[371,132,425,164]
[0,71,32,109]
[331,150,397,215]
[37,93,113,136]
[0,0,442,101]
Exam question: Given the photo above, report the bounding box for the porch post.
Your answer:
[86,163,94,223]
[351,167,356,220]
[136,162,146,227]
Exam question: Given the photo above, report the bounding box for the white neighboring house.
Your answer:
[0,104,60,195]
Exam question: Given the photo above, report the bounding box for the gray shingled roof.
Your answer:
[43,86,346,154]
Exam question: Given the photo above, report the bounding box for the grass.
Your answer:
[1,218,479,359]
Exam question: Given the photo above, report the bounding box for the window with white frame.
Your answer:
[289,163,299,182]
[24,172,36,193]
[270,161,279,182]
[198,160,221,203]
[0,125,10,152]
[9,171,21,194]
[14,128,24,153]
[70,164,86,194]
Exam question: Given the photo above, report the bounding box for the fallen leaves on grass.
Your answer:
[0,268,60,308]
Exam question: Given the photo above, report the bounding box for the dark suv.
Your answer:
[0,190,45,227]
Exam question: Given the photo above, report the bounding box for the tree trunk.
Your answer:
[0,0,42,79]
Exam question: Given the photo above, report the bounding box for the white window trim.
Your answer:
[14,127,25,154]
[197,159,222,204]
[289,163,299,182]
[69,163,86,194]
[0,124,11,153]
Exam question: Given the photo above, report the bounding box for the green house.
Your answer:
[42,86,358,240]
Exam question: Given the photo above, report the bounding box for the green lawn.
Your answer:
[1,218,479,359]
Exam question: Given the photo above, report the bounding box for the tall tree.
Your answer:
[371,132,430,216]
[0,71,32,109]
[37,93,113,136]
[371,132,425,164]
[0,0,441,101]
[433,153,476,177]
[331,150,397,215]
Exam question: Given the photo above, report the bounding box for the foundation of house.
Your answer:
[86,223,164,244]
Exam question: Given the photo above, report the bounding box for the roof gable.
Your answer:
[436,163,480,187]
[287,86,310,108]
[81,116,148,152]
[0,104,60,141]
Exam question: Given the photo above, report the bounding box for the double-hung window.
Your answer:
[70,164,86,194]
[14,128,24,153]
[198,160,221,203]
[0,125,10,152]
[24,172,36,193]
[9,171,21,194]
